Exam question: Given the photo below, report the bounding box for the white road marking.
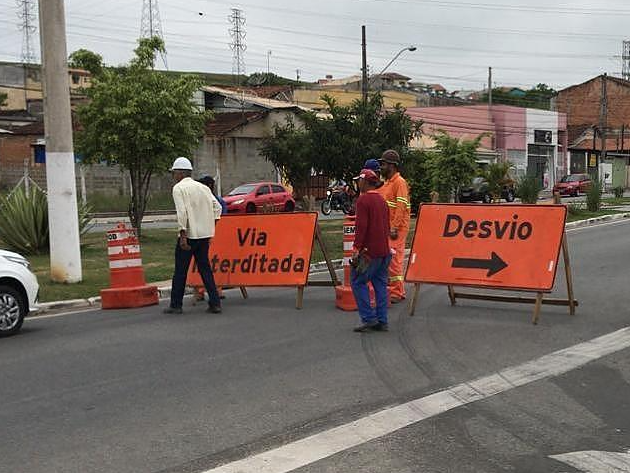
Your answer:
[203,327,630,473]
[550,450,630,472]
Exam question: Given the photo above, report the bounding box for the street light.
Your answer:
[369,46,418,87]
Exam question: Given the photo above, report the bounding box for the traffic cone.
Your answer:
[100,223,159,309]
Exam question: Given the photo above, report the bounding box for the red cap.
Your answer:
[353,168,380,183]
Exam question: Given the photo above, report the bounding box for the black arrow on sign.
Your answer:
[451,252,508,277]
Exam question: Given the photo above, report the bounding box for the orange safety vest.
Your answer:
[377,172,411,231]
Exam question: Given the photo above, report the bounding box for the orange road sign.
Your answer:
[405,204,567,292]
[188,212,317,287]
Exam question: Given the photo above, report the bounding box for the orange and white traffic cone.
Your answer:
[100,223,159,309]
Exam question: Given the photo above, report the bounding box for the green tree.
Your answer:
[261,92,422,195]
[75,37,209,234]
[480,83,556,110]
[427,132,481,202]
[0,91,7,107]
[403,148,432,211]
[68,48,104,76]
[308,94,420,182]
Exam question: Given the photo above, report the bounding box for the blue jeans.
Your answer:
[351,255,391,325]
[170,238,221,309]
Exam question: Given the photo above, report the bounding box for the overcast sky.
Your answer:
[1,0,630,92]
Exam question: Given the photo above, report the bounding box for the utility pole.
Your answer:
[599,73,608,181]
[267,50,272,78]
[38,0,82,283]
[487,67,493,108]
[361,25,368,103]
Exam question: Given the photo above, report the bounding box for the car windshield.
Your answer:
[561,175,583,183]
[228,184,257,196]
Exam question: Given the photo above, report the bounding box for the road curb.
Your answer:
[565,212,630,229]
[34,214,630,314]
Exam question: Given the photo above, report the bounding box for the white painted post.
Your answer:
[38,0,82,282]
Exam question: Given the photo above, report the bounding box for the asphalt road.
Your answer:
[2,220,630,473]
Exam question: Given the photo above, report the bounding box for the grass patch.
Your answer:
[29,229,176,302]
[566,209,623,223]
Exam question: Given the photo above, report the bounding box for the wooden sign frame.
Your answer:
[407,195,578,324]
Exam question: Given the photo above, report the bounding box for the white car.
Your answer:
[0,249,39,337]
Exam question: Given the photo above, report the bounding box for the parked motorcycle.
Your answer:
[321,186,354,215]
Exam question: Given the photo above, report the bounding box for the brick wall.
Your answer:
[556,76,630,129]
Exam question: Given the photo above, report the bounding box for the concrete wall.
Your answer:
[194,137,277,196]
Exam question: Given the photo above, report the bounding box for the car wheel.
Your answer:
[246,202,256,214]
[284,200,295,212]
[482,193,492,204]
[321,200,332,215]
[505,190,515,202]
[0,285,25,337]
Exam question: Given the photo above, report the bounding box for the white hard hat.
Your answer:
[170,156,193,171]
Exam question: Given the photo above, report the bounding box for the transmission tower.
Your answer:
[229,8,246,85]
[16,0,37,64]
[623,41,630,81]
[140,0,167,68]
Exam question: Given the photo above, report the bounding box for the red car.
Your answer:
[553,174,592,197]
[223,182,296,214]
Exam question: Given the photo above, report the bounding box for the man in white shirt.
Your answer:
[165,157,223,314]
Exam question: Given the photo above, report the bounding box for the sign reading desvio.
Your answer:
[188,213,317,287]
[405,204,567,292]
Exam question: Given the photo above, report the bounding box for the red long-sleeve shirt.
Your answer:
[353,190,390,258]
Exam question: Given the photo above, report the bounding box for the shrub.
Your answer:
[586,179,603,212]
[482,162,512,202]
[516,176,541,204]
[613,186,625,199]
[0,185,92,255]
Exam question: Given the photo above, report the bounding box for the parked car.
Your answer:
[223,182,296,214]
[459,177,516,203]
[553,174,592,197]
[0,249,39,337]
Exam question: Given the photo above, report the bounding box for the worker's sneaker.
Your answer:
[353,322,378,333]
[163,307,183,314]
[373,323,389,332]
[207,305,222,314]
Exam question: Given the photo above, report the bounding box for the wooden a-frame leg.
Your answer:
[532,292,544,325]
[447,285,456,306]
[562,234,576,316]
[408,283,421,316]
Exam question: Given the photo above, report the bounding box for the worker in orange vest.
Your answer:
[377,149,411,302]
